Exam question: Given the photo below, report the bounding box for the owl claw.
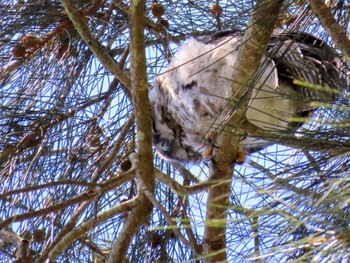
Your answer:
[202,132,246,163]
[202,144,215,161]
[203,144,246,163]
[235,145,246,164]
[202,131,219,161]
[205,131,218,145]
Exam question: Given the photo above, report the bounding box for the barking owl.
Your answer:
[149,29,347,163]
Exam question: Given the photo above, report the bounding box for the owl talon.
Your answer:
[235,145,246,164]
[202,131,219,161]
[205,131,218,144]
[202,144,214,161]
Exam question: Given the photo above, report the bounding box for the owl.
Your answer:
[149,29,347,163]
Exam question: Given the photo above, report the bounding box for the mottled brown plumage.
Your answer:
[149,29,348,163]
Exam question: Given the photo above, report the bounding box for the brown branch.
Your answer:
[97,1,115,38]
[47,198,138,261]
[0,228,33,262]
[202,1,285,262]
[170,160,201,184]
[0,180,98,200]
[1,168,137,261]
[308,0,350,58]
[141,186,203,256]
[0,91,117,165]
[112,0,179,42]
[243,120,350,155]
[249,160,324,200]
[107,0,155,261]
[154,169,225,196]
[36,201,93,263]
[0,169,136,230]
[0,192,98,230]
[107,156,153,262]
[61,0,132,94]
[181,196,203,254]
[1,18,73,77]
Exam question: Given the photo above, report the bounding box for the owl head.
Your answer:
[149,80,203,163]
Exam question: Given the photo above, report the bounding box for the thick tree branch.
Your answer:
[0,228,33,262]
[308,0,350,58]
[202,0,285,262]
[107,0,155,261]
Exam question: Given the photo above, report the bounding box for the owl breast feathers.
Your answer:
[149,29,348,163]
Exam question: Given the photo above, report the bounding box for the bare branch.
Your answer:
[142,187,203,256]
[244,120,350,155]
[107,0,155,260]
[37,201,93,263]
[154,168,227,196]
[61,0,132,92]
[48,198,138,261]
[0,169,136,230]
[308,0,350,57]
[0,192,98,230]
[91,112,135,182]
[0,228,33,262]
[202,0,285,261]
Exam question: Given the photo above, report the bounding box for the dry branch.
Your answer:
[107,0,155,261]
[48,198,138,261]
[61,0,132,94]
[308,0,350,58]
[202,0,285,261]
[0,228,33,262]
[37,201,93,263]
[0,169,136,230]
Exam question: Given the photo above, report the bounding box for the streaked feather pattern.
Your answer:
[149,29,347,162]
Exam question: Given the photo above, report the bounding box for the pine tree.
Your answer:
[0,0,349,262]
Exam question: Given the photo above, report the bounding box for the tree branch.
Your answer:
[48,198,138,261]
[61,0,132,95]
[142,187,203,256]
[243,120,350,155]
[308,0,350,58]
[91,112,135,182]
[0,169,136,230]
[0,228,33,262]
[202,0,285,261]
[107,0,155,261]
[154,168,225,195]
[37,201,93,263]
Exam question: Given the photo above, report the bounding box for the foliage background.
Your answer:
[0,0,350,262]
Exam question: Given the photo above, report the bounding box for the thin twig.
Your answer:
[142,187,203,256]
[0,169,136,230]
[36,201,93,263]
[91,112,135,182]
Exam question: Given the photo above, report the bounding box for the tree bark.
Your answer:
[202,0,285,262]
[308,0,350,58]
[107,0,155,262]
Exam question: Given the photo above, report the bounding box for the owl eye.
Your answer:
[160,140,172,152]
